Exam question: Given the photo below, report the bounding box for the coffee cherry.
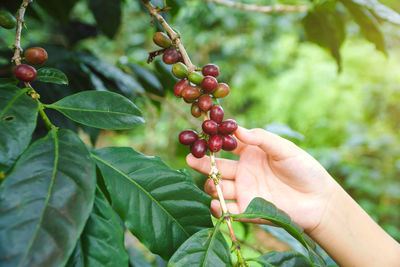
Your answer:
[153,32,172,48]
[188,71,204,85]
[191,139,208,158]
[14,64,37,82]
[201,76,218,93]
[163,48,180,65]
[0,10,17,29]
[212,83,230,98]
[208,135,223,153]
[172,62,188,79]
[210,105,224,124]
[174,79,189,97]
[179,130,198,146]
[24,47,48,65]
[202,64,220,77]
[222,135,237,151]
[202,120,218,136]
[182,86,200,103]
[191,102,202,118]
[218,119,238,135]
[198,94,213,112]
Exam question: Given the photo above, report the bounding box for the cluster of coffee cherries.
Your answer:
[153,32,238,158]
[13,47,48,82]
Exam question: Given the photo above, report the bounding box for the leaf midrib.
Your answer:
[200,223,220,267]
[46,104,138,117]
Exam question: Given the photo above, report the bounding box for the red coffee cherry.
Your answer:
[191,102,202,118]
[222,135,237,151]
[197,94,213,111]
[14,64,37,82]
[201,76,218,93]
[179,130,199,146]
[24,47,48,65]
[190,139,208,158]
[212,83,230,98]
[182,86,201,103]
[202,120,218,136]
[218,119,238,135]
[202,64,220,77]
[163,48,180,65]
[208,135,223,153]
[210,105,224,124]
[174,80,189,97]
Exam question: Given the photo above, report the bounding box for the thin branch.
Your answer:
[221,230,264,254]
[204,0,308,14]
[12,0,33,65]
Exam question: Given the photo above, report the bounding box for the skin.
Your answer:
[187,126,400,267]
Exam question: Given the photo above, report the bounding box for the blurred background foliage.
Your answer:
[1,0,399,264]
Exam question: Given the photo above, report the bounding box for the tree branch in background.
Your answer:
[204,0,308,14]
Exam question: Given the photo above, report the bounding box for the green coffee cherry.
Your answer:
[172,62,188,79]
[188,71,204,85]
[0,10,17,29]
[153,32,172,48]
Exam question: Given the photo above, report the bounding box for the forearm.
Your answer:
[309,183,400,267]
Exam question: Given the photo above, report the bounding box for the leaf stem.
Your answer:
[203,0,308,14]
[12,0,33,65]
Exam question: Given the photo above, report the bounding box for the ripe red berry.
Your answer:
[222,135,237,151]
[201,76,218,93]
[202,120,218,136]
[14,64,37,82]
[191,102,202,118]
[213,83,230,98]
[179,130,198,146]
[208,135,223,153]
[202,64,220,77]
[24,47,48,65]
[210,105,224,124]
[190,139,208,158]
[174,80,189,97]
[163,48,180,65]
[218,119,238,135]
[197,94,213,111]
[182,86,201,103]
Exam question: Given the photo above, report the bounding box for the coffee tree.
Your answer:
[0,0,399,266]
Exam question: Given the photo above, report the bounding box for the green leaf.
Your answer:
[0,86,38,173]
[128,64,164,96]
[36,0,80,23]
[67,188,129,267]
[253,251,313,267]
[302,4,346,71]
[92,147,213,260]
[168,222,232,267]
[350,0,400,24]
[46,91,144,130]
[36,67,69,85]
[0,129,96,266]
[88,0,122,38]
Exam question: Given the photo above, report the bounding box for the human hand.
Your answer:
[186,126,339,233]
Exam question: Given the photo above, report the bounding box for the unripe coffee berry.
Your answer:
[202,64,220,77]
[218,119,238,135]
[163,48,180,65]
[24,47,48,65]
[0,10,17,29]
[208,135,223,153]
[201,76,218,93]
[172,62,188,79]
[222,135,237,151]
[188,71,204,85]
[198,94,213,111]
[191,139,208,158]
[202,120,218,136]
[174,79,189,97]
[182,86,200,103]
[179,130,198,146]
[14,64,37,82]
[210,105,224,124]
[153,32,172,48]
[191,102,202,118]
[212,83,230,98]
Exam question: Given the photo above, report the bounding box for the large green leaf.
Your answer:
[128,64,164,96]
[168,222,232,267]
[67,188,129,267]
[36,0,79,23]
[46,91,144,130]
[0,86,38,173]
[88,0,122,38]
[351,0,400,24]
[92,147,213,260]
[251,251,313,267]
[36,67,69,85]
[0,129,96,266]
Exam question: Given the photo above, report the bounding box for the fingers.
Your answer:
[234,126,300,160]
[186,154,237,180]
[204,179,236,200]
[230,136,247,156]
[210,200,240,218]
